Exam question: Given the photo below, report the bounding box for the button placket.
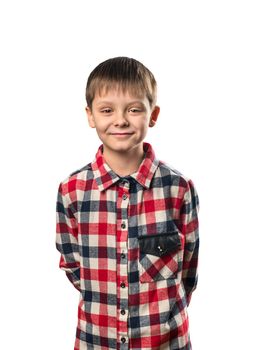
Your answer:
[117,180,130,344]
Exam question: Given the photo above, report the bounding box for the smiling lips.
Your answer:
[110,133,134,136]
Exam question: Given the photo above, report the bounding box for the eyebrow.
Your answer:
[95,100,146,107]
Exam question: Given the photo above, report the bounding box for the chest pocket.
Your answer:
[138,231,181,283]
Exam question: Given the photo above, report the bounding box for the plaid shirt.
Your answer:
[56,141,199,350]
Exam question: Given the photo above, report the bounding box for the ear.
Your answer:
[149,105,160,127]
[85,106,96,128]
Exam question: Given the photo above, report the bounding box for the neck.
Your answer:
[102,144,145,177]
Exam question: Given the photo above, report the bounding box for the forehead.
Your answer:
[94,82,146,101]
[93,89,148,107]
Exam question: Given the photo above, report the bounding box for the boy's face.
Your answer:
[85,88,160,155]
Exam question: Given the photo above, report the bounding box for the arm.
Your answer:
[56,182,81,291]
[180,179,200,305]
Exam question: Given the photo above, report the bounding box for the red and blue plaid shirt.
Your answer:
[56,141,199,350]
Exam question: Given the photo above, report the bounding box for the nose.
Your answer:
[113,111,129,127]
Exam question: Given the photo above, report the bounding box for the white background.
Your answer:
[1,0,254,349]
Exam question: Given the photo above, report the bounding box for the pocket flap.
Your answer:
[138,232,181,257]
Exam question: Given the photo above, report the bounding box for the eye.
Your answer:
[100,108,112,114]
[129,108,141,113]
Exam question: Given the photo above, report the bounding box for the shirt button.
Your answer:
[121,309,126,315]
[120,282,126,288]
[121,253,125,259]
[121,222,126,229]
[122,193,128,200]
[158,245,163,252]
[121,337,126,343]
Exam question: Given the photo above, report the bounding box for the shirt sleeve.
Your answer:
[180,178,200,306]
[55,182,81,291]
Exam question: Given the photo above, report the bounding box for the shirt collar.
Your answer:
[91,142,159,192]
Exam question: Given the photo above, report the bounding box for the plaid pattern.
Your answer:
[56,142,199,350]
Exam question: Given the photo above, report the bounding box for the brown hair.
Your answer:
[85,57,157,110]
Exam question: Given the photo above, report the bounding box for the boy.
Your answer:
[56,57,199,350]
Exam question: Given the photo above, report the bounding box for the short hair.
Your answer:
[85,56,157,109]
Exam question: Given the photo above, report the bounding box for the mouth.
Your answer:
[110,133,134,137]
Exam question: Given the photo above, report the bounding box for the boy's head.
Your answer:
[85,57,160,159]
[85,56,157,110]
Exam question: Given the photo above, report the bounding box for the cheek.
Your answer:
[134,117,148,129]
[137,120,149,132]
[95,119,110,131]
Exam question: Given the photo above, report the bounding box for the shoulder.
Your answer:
[157,160,194,189]
[157,161,199,208]
[58,162,93,196]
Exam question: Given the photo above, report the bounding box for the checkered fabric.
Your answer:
[56,141,199,350]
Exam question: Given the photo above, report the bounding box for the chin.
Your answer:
[106,142,134,152]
